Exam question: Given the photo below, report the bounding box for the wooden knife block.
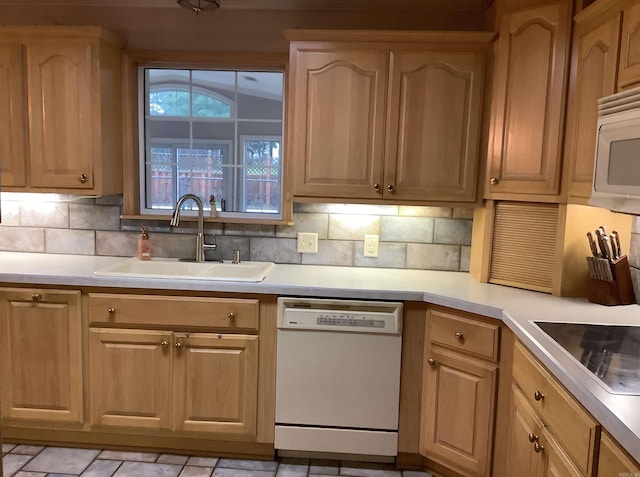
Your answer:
[587,255,636,306]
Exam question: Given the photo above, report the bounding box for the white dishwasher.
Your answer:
[275,297,403,459]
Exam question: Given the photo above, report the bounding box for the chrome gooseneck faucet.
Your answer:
[170,193,217,262]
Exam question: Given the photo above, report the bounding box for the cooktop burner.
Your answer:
[534,322,640,395]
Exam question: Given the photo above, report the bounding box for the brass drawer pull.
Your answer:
[455,331,464,341]
[427,358,437,367]
[534,390,545,401]
[490,177,499,185]
[534,441,544,453]
[387,184,395,192]
[80,173,88,183]
[160,340,169,347]
[31,293,41,301]
[528,433,538,443]
[227,312,236,320]
[373,183,381,191]
[175,341,183,349]
[108,307,116,314]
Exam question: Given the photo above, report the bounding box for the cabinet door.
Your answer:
[26,38,93,189]
[505,387,544,477]
[89,328,173,429]
[487,2,571,196]
[0,43,27,187]
[420,347,497,477]
[290,48,388,199]
[173,333,258,436]
[385,50,485,202]
[565,14,621,201]
[597,431,640,476]
[540,428,583,477]
[0,288,83,424]
[619,1,640,89]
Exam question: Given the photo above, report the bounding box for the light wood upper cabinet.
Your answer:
[487,2,572,198]
[0,43,27,187]
[0,288,83,425]
[386,51,486,202]
[564,11,621,202]
[619,0,640,89]
[0,26,124,194]
[420,308,500,477]
[289,47,388,200]
[287,31,492,205]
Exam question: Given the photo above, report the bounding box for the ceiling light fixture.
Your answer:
[177,0,220,14]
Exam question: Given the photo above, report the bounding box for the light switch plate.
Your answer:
[364,234,379,257]
[297,232,318,253]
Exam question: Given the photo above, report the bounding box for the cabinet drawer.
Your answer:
[513,341,599,476]
[428,309,499,361]
[88,293,259,331]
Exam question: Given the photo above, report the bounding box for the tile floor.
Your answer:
[2,444,433,477]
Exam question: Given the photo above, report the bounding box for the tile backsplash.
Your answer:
[628,216,640,301]
[0,194,473,272]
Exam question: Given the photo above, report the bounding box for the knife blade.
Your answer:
[587,232,599,257]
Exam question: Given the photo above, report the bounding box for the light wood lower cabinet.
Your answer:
[0,288,83,425]
[597,430,640,476]
[419,307,500,477]
[90,329,258,436]
[507,341,599,477]
[506,386,582,477]
[88,293,267,441]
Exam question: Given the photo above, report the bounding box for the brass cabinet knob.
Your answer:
[387,184,395,192]
[528,433,538,443]
[160,340,169,347]
[31,293,41,301]
[227,312,236,320]
[373,183,381,191]
[534,441,544,453]
[427,358,437,366]
[490,177,499,185]
[108,307,116,314]
[175,341,183,349]
[80,174,88,183]
[534,390,545,401]
[455,332,464,341]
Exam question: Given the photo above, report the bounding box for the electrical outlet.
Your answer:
[297,232,318,253]
[364,234,379,257]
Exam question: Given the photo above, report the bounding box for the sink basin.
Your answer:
[94,258,275,282]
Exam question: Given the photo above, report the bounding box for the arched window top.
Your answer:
[146,68,236,118]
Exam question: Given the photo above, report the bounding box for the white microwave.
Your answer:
[590,86,640,214]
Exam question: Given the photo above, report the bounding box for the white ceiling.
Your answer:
[0,0,493,11]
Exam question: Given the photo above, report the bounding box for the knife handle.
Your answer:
[595,228,607,260]
[611,230,621,259]
[587,232,599,257]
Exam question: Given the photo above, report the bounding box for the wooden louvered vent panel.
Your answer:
[490,202,559,293]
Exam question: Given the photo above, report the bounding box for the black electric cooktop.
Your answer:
[534,322,640,395]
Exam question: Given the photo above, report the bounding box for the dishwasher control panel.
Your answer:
[277,297,403,334]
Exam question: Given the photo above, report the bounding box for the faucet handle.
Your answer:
[203,233,217,247]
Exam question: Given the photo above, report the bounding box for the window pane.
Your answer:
[142,67,284,217]
[243,139,281,213]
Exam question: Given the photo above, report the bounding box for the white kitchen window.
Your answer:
[139,67,284,219]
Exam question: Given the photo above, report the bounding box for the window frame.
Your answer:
[121,50,292,224]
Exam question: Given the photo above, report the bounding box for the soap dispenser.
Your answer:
[137,227,151,261]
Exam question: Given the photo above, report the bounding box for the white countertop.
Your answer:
[1,251,639,461]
